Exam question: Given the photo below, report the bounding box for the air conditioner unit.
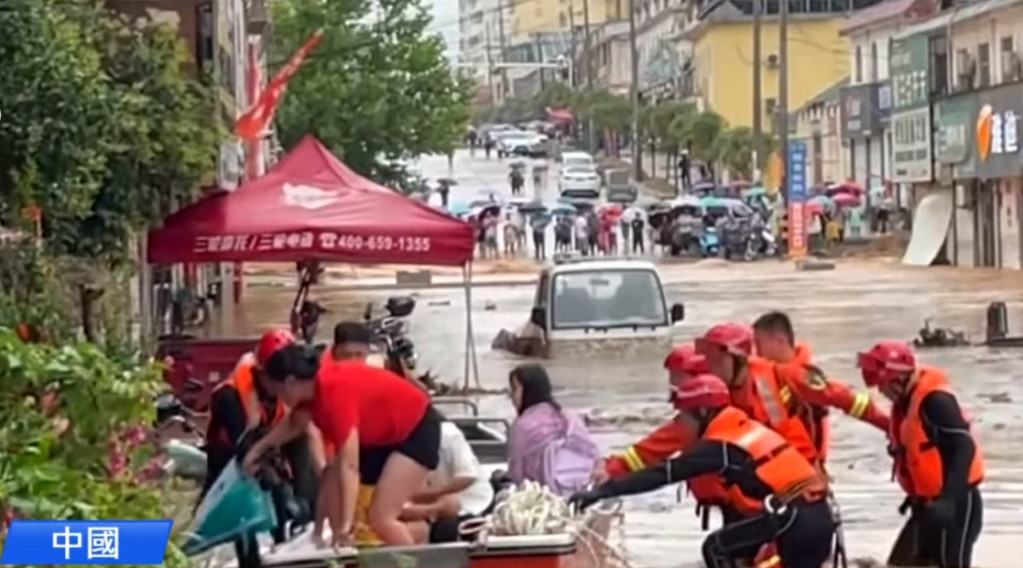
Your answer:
[956,52,976,91]
[765,54,780,68]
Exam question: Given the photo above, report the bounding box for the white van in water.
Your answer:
[526,257,684,357]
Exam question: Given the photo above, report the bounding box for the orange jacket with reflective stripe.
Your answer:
[741,358,820,466]
[890,367,985,499]
[212,353,287,443]
[703,406,825,516]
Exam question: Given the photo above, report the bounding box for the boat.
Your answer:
[189,395,618,568]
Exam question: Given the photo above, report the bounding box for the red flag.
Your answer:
[235,29,324,141]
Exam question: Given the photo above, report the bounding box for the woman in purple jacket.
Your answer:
[506,364,600,496]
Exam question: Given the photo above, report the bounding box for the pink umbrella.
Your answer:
[825,180,864,196]
[804,201,825,215]
[831,192,862,207]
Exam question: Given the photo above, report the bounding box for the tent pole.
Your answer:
[462,262,481,390]
[468,262,480,387]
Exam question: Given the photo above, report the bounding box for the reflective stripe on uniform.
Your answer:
[778,384,793,405]
[755,375,786,425]
[733,423,771,449]
[756,555,781,568]
[622,447,645,471]
[849,392,870,418]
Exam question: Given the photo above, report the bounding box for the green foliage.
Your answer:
[0,326,187,566]
[0,0,221,266]
[273,0,472,184]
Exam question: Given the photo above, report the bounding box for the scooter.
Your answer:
[698,227,721,258]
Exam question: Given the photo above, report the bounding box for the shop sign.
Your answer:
[973,83,1023,179]
[889,34,930,112]
[787,140,808,259]
[840,82,886,139]
[934,94,977,179]
[891,106,932,182]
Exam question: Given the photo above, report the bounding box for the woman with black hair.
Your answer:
[242,343,442,547]
[506,363,600,496]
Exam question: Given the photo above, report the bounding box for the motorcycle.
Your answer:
[154,392,208,483]
[363,296,418,372]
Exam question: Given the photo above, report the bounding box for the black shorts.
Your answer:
[358,405,442,484]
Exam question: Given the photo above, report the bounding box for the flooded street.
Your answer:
[236,260,1023,567]
[228,152,1023,566]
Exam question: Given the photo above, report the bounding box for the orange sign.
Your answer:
[977,104,993,161]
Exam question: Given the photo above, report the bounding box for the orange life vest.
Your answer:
[213,353,287,443]
[744,358,822,467]
[890,368,985,499]
[702,406,826,516]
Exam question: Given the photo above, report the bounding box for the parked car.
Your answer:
[497,132,547,158]
[559,164,601,198]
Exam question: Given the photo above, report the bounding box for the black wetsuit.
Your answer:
[204,384,318,508]
[579,440,835,568]
[892,391,983,568]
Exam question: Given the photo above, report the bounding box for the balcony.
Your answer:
[247,0,268,35]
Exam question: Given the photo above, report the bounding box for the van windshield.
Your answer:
[551,269,668,330]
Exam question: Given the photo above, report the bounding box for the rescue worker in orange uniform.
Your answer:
[204,329,320,507]
[697,322,888,468]
[570,375,835,568]
[602,344,709,478]
[857,341,984,568]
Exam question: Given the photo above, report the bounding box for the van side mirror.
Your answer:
[670,303,685,323]
[530,307,547,329]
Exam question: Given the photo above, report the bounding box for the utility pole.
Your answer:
[629,0,642,180]
[582,0,595,153]
[779,0,790,207]
[496,0,510,99]
[485,24,495,104]
[751,0,763,179]
[582,0,592,87]
[568,4,577,87]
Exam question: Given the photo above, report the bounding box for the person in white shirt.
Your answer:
[403,421,494,542]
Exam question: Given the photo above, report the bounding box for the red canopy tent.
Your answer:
[147,136,474,265]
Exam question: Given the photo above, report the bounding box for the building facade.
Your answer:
[635,0,692,101]
[459,0,511,83]
[838,0,935,202]
[590,20,632,95]
[681,0,867,129]
[895,0,1023,268]
[512,0,625,42]
[791,79,847,187]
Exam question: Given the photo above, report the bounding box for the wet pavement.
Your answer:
[228,152,1023,566]
[234,260,1023,568]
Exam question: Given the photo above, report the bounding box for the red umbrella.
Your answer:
[804,201,825,215]
[825,180,864,196]
[831,192,862,207]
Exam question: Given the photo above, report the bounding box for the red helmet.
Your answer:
[857,341,916,387]
[664,344,709,374]
[256,328,296,367]
[696,323,753,357]
[672,374,731,412]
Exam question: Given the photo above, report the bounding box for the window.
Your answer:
[551,270,668,330]
[978,42,991,87]
[1000,35,1016,82]
[929,35,948,95]
[559,12,567,26]
[854,45,862,83]
[870,41,878,82]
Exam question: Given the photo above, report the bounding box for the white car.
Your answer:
[525,258,685,357]
[558,164,601,198]
[559,151,595,168]
[497,132,547,158]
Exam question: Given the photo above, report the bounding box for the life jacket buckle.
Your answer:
[763,495,788,516]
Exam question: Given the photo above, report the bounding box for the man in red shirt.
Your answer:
[243,344,441,547]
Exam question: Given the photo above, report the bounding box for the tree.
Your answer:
[273,0,472,183]
[0,0,220,266]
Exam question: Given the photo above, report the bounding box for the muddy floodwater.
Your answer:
[228,259,1023,567]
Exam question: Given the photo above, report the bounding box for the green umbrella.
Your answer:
[698,196,725,208]
[810,194,834,208]
[742,186,767,198]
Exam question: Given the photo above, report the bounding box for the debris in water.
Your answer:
[978,391,1012,404]
[484,301,497,311]
[427,300,451,307]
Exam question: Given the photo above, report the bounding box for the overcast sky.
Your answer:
[426,1,459,59]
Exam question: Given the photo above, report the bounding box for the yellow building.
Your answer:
[511,0,625,43]
[685,16,849,129]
